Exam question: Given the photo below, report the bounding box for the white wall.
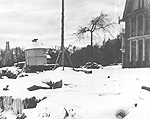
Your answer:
[25,48,47,66]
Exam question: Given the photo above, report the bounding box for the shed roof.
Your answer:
[25,39,46,50]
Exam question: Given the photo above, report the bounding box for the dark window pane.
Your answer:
[145,14,150,35]
[138,15,143,36]
[131,17,136,37]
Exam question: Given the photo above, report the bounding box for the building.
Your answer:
[121,0,150,68]
[24,39,47,66]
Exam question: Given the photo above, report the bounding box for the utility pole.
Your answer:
[61,0,65,70]
[54,0,74,71]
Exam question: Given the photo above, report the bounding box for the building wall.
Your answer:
[124,36,150,68]
[123,0,150,68]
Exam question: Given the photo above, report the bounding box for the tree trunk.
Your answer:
[90,31,93,62]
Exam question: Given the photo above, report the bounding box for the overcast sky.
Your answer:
[0,0,126,49]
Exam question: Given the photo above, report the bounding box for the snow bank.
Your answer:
[0,65,150,119]
[24,91,136,119]
[124,99,150,119]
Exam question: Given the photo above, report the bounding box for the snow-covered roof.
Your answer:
[25,39,46,50]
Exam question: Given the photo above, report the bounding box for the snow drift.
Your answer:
[0,65,150,119]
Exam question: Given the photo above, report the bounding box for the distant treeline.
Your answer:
[48,35,122,68]
[0,35,122,68]
[0,47,25,67]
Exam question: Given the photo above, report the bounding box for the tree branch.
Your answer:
[74,26,91,39]
[74,11,115,41]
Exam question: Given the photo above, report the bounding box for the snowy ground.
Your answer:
[1,64,150,119]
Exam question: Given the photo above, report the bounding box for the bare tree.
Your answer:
[75,11,115,62]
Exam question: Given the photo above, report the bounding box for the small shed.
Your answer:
[24,39,47,66]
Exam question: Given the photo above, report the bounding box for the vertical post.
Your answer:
[121,29,125,68]
[143,39,145,61]
[61,0,65,70]
[143,14,145,62]
[129,40,132,62]
[136,40,139,61]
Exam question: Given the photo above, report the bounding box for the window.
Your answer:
[142,0,144,8]
[145,39,150,61]
[149,40,150,60]
[138,0,144,8]
[126,18,130,38]
[131,17,136,37]
[145,14,150,35]
[138,14,143,36]
[138,0,141,8]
